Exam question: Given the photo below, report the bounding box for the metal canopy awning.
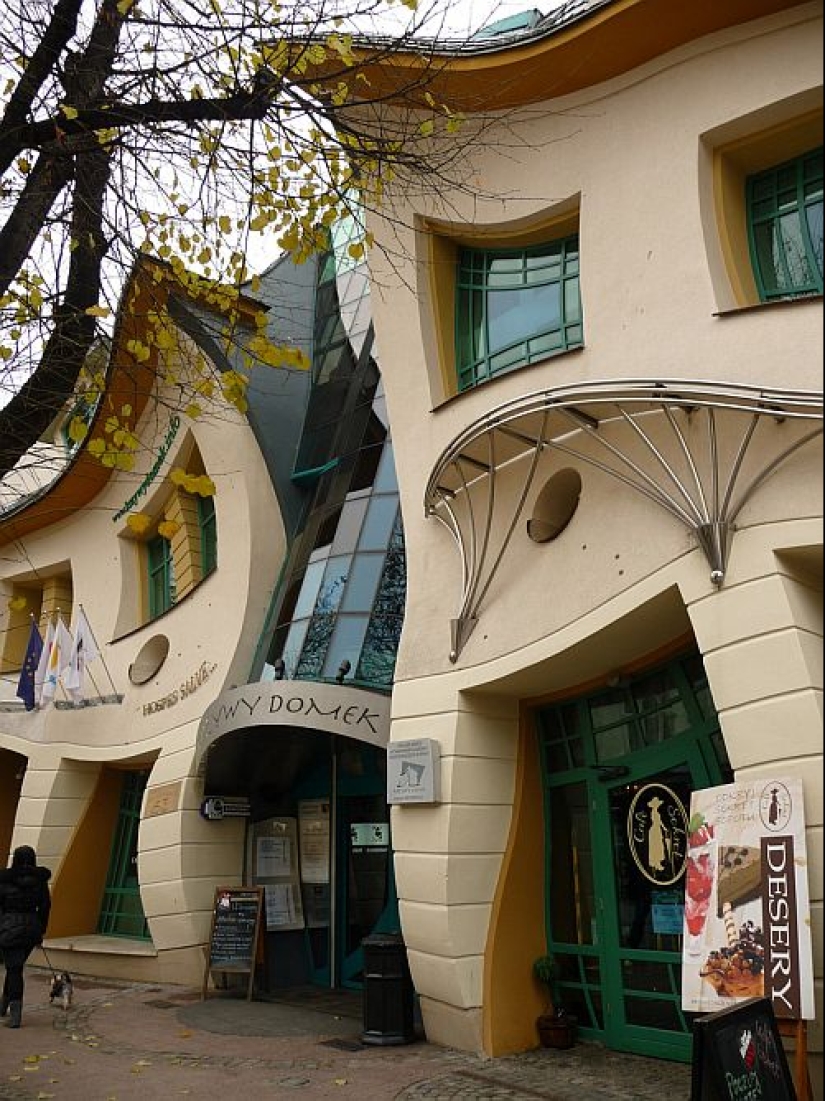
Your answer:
[424,379,823,662]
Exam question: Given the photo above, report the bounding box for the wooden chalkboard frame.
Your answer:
[691,997,797,1101]
[202,886,264,1001]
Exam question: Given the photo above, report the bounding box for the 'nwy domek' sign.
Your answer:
[195,680,391,774]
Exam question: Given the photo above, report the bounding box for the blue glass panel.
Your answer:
[805,201,823,274]
[779,211,813,286]
[314,555,351,616]
[321,614,370,679]
[296,613,335,678]
[331,496,369,555]
[487,283,560,354]
[293,558,327,619]
[280,618,310,674]
[357,616,403,687]
[373,442,398,493]
[341,553,384,612]
[358,496,398,551]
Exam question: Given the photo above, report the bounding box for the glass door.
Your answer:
[594,746,712,1060]
[539,652,731,1061]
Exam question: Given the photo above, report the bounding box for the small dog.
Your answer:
[48,972,73,1011]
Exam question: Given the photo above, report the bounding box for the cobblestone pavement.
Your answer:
[0,970,691,1100]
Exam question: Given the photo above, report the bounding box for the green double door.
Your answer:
[539,652,731,1061]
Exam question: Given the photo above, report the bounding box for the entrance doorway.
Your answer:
[245,732,396,993]
[538,651,731,1061]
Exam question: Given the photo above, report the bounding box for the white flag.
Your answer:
[40,615,73,706]
[34,618,55,706]
[64,608,100,701]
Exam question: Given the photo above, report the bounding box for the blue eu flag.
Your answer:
[16,620,43,711]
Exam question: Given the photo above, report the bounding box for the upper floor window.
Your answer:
[198,495,217,577]
[147,534,175,619]
[455,236,582,391]
[747,147,823,301]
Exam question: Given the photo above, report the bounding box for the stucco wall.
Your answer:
[368,4,823,1069]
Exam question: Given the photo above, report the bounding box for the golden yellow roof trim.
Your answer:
[333,0,810,111]
[0,259,261,549]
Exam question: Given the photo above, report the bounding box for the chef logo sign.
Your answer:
[627,783,689,887]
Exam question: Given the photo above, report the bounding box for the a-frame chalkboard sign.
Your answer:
[691,998,797,1101]
[201,886,264,1001]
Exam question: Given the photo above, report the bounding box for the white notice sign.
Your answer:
[387,739,440,804]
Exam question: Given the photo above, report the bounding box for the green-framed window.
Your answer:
[198,495,217,577]
[147,534,175,618]
[455,236,583,391]
[97,770,150,940]
[747,147,823,301]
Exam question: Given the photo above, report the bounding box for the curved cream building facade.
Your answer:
[353,0,824,1078]
[0,266,288,983]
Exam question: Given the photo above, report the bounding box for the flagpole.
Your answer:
[56,609,72,703]
[78,604,119,698]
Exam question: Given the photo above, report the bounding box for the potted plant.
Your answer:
[533,955,577,1049]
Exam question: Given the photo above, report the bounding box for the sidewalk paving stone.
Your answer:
[0,969,691,1101]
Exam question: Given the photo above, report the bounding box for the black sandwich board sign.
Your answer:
[691,997,796,1100]
[201,886,263,1001]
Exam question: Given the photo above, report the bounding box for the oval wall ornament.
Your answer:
[627,782,689,886]
[129,634,170,685]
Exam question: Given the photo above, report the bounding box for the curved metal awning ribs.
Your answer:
[423,379,823,662]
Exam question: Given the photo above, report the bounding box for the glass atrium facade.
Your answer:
[260,219,405,691]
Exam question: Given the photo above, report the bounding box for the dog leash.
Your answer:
[37,942,59,979]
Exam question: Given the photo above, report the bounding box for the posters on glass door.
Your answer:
[299,799,330,885]
[681,777,814,1019]
[249,817,305,931]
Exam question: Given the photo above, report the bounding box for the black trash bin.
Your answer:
[361,932,415,1045]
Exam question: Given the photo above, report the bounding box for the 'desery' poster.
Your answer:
[681,776,814,1019]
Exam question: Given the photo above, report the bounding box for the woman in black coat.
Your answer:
[0,845,52,1028]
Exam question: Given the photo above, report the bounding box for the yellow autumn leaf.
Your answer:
[126,513,152,535]
[195,475,216,497]
[169,467,188,486]
[61,105,78,119]
[85,305,111,317]
[87,438,105,457]
[157,520,180,540]
[7,596,27,611]
[67,416,90,444]
[126,339,150,362]
[185,402,202,420]
[418,118,434,137]
[114,451,135,472]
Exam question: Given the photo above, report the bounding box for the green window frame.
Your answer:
[455,236,583,391]
[747,146,823,301]
[147,534,175,619]
[198,495,217,577]
[97,770,150,940]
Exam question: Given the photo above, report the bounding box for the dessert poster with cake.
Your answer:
[681,777,814,1019]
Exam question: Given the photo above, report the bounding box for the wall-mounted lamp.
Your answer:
[335,659,351,685]
[272,658,286,681]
